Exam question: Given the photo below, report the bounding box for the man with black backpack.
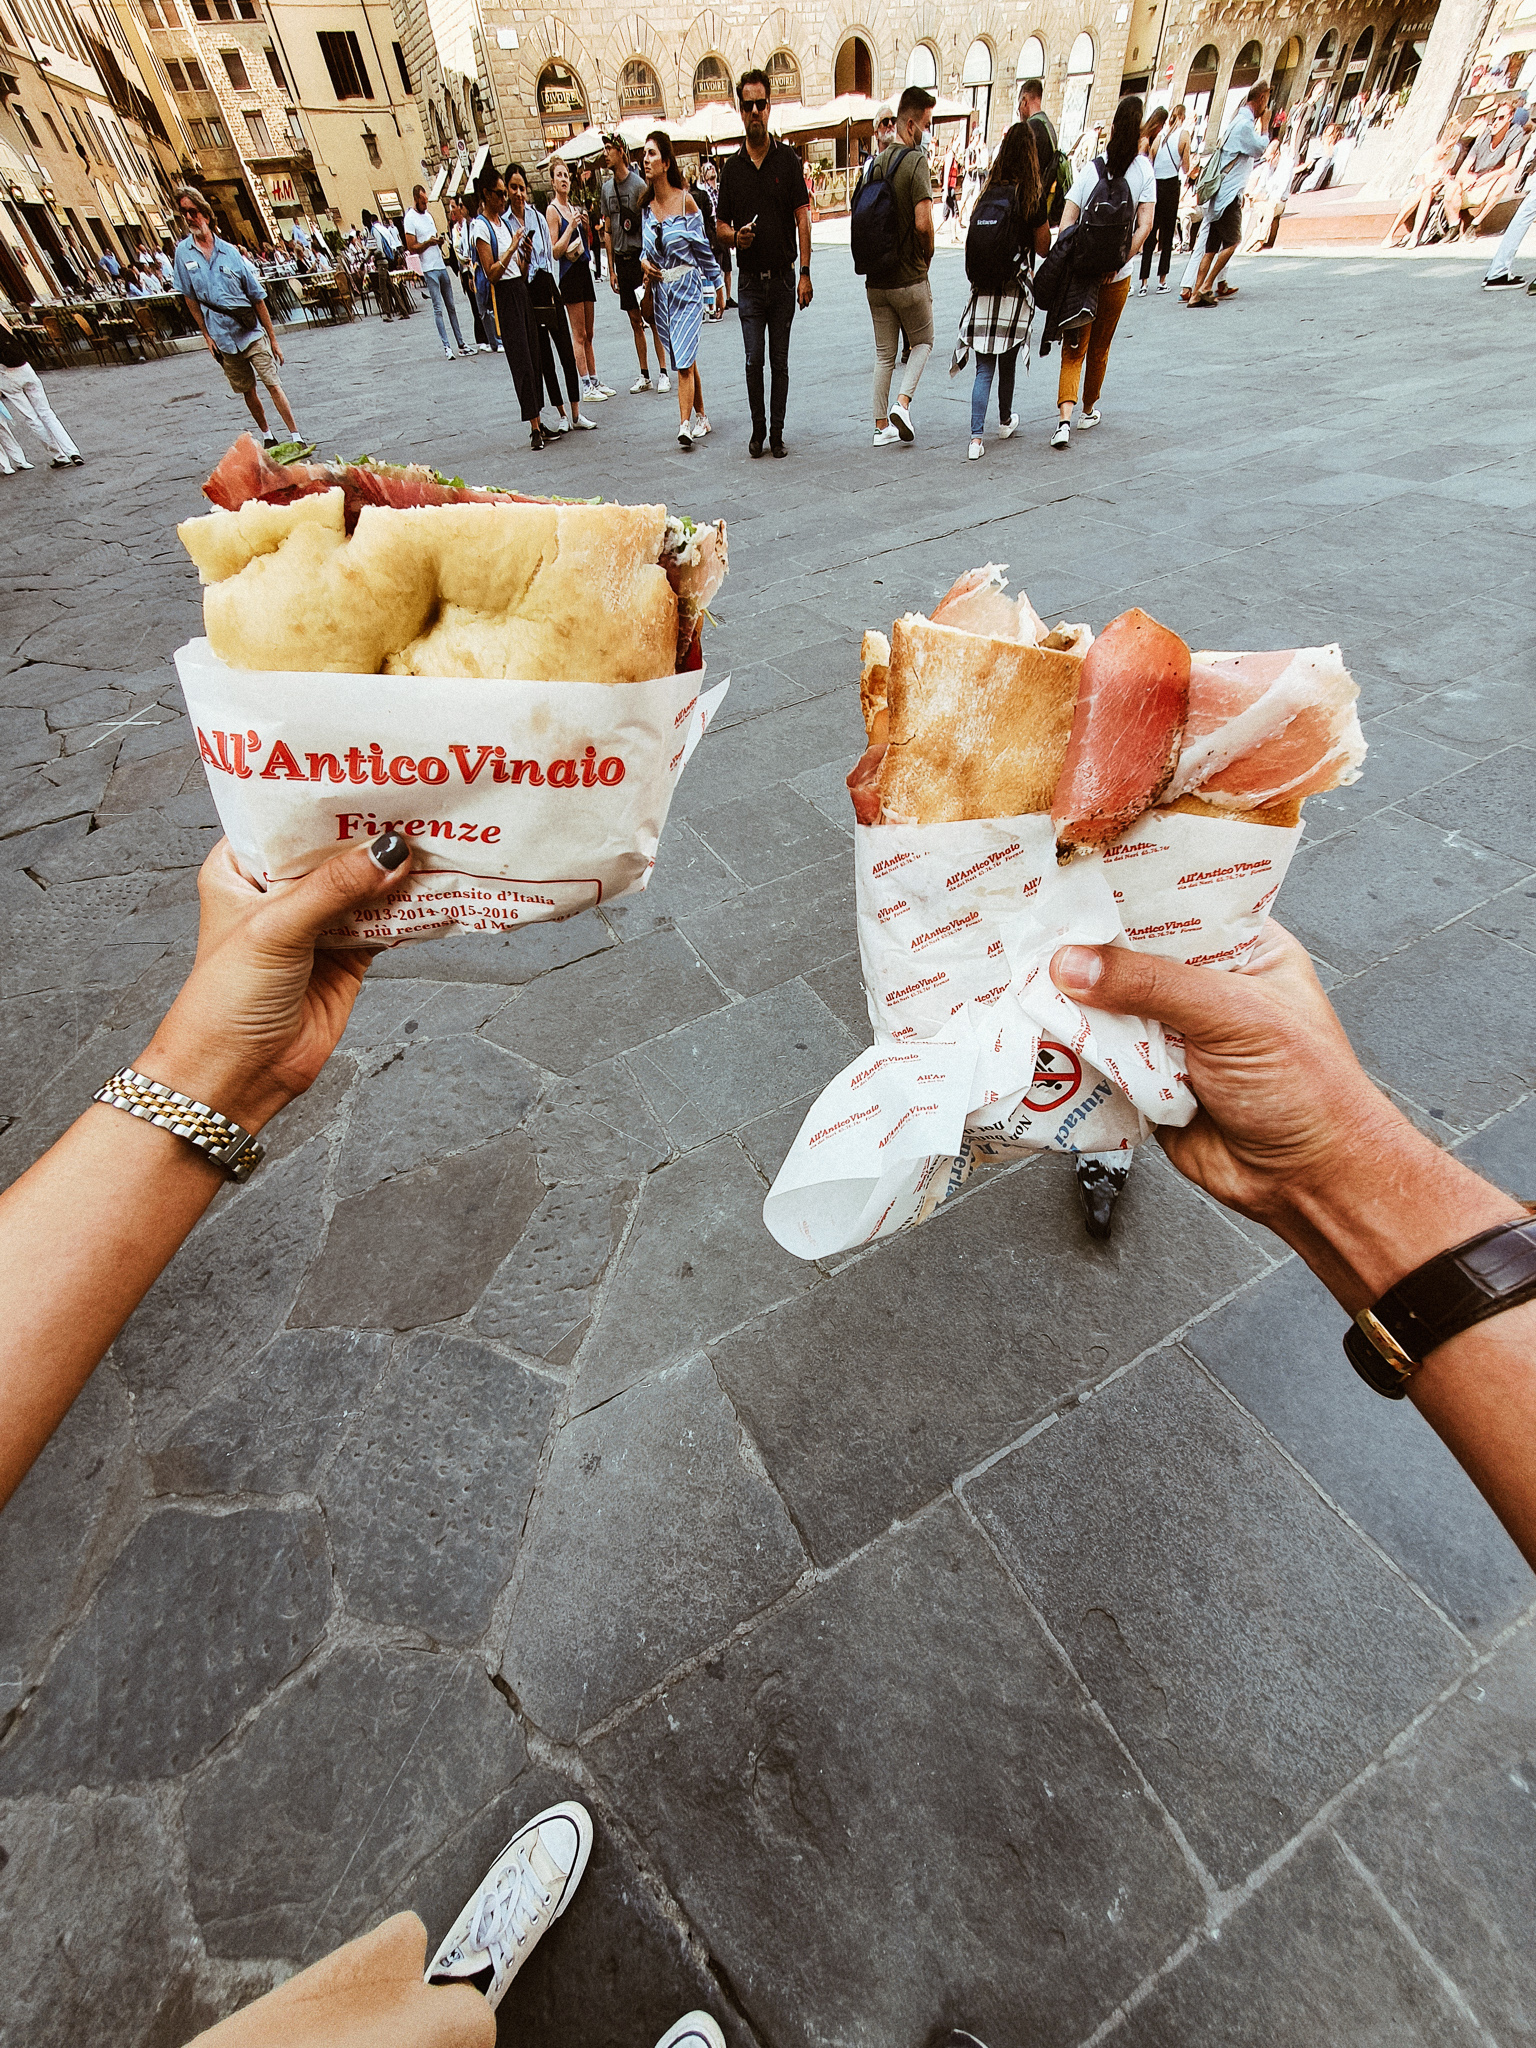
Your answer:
[1018,78,1073,232]
[852,85,936,446]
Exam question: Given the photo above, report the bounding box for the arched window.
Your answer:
[1231,40,1262,85]
[905,42,938,90]
[692,53,730,106]
[536,61,587,143]
[1270,32,1302,108]
[1062,31,1094,147]
[1314,31,1337,64]
[962,37,993,139]
[1016,34,1045,83]
[768,47,800,104]
[834,33,873,98]
[616,57,663,116]
[1349,26,1374,65]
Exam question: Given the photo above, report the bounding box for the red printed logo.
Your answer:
[1023,1041,1083,1111]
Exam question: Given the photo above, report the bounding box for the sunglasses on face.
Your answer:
[741,97,768,113]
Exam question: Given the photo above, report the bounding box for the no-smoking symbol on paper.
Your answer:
[1023,1040,1083,1111]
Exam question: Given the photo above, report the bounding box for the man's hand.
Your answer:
[203,333,219,357]
[797,272,813,309]
[270,338,284,367]
[738,221,756,252]
[1050,920,1399,1235]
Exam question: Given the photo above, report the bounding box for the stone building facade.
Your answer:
[0,0,184,293]
[387,0,1441,188]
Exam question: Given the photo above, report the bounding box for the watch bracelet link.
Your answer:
[1345,1214,1536,1398]
[93,1065,264,1182]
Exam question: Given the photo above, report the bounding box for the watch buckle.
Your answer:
[1344,1308,1416,1398]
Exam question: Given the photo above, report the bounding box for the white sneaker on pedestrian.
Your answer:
[872,424,902,446]
[582,379,608,401]
[691,413,710,438]
[11,456,33,469]
[596,381,616,397]
[999,414,1018,439]
[1078,407,1101,429]
[425,1803,592,2013]
[551,414,570,434]
[573,411,598,429]
[1157,278,1170,293]
[1051,420,1071,450]
[657,371,670,392]
[458,344,476,357]
[478,341,493,352]
[889,399,915,441]
[1137,281,1148,296]
[631,373,652,393]
[968,436,985,460]
[444,343,455,359]
[652,2016,727,2048]
[677,426,693,448]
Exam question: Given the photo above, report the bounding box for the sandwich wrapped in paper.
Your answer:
[764,566,1366,1259]
[173,437,728,946]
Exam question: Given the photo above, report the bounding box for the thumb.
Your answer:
[1051,939,1268,1042]
[253,832,413,952]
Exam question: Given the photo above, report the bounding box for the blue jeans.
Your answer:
[970,347,1019,436]
[421,266,465,350]
[738,266,796,437]
[1486,183,1536,278]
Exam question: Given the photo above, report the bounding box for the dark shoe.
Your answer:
[770,435,786,457]
[69,453,84,464]
[529,424,546,450]
[749,433,765,458]
[1074,1154,1130,1243]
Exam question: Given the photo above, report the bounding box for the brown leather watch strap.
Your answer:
[1345,1215,1536,1398]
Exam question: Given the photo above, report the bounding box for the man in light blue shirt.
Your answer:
[172,184,303,446]
[1190,84,1270,306]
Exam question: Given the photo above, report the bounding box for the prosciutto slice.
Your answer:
[1166,645,1366,809]
[929,564,1048,644]
[202,434,551,530]
[846,740,888,825]
[1051,608,1190,859]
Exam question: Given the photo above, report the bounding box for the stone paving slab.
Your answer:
[1,252,1534,2047]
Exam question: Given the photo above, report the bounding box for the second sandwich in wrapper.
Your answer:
[764,567,1367,1260]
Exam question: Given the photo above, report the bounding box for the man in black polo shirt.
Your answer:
[715,68,813,457]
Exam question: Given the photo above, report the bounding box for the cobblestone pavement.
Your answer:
[2,247,1534,2048]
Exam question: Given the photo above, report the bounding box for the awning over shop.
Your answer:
[0,137,45,204]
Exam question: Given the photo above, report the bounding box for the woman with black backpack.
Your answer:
[956,122,1047,461]
[1050,95,1155,450]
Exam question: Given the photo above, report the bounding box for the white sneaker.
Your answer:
[631,373,651,393]
[551,414,570,434]
[968,436,984,460]
[458,344,476,357]
[872,423,902,445]
[596,381,616,397]
[582,380,608,401]
[657,371,670,393]
[478,341,493,352]
[889,399,915,442]
[1051,420,1071,450]
[998,414,1018,439]
[653,2017,727,2048]
[1136,282,1148,296]
[573,411,598,429]
[425,1803,592,2012]
[1078,407,1101,429]
[691,413,710,438]
[1157,279,1170,293]
[444,343,455,359]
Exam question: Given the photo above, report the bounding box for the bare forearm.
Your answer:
[0,1109,222,1506]
[796,208,811,265]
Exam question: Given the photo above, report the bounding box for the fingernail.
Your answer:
[370,831,409,871]
[1054,944,1102,991]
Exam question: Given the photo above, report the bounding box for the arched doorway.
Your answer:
[616,57,664,120]
[962,38,994,139]
[1016,35,1046,88]
[1185,42,1219,141]
[835,34,873,98]
[692,54,731,108]
[1220,39,1262,130]
[536,61,587,146]
[906,42,938,90]
[1270,34,1302,112]
[1062,31,1095,146]
[768,47,801,105]
[1339,26,1373,109]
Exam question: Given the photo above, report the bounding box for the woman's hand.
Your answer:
[641,256,662,283]
[136,833,413,1133]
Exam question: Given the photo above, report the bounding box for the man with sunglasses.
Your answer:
[715,68,812,457]
[172,185,305,448]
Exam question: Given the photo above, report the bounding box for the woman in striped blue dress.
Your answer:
[640,130,725,448]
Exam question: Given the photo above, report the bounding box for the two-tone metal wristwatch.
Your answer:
[1345,1215,1536,1397]
[93,1065,264,1182]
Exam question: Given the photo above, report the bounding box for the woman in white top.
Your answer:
[470,165,549,449]
[1052,95,1156,448]
[505,161,594,435]
[1139,101,1189,293]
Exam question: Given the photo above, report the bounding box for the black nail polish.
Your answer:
[370,831,410,871]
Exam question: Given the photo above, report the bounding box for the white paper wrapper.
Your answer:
[174,640,727,946]
[764,807,1302,1260]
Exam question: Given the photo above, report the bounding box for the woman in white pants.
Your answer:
[0,318,82,467]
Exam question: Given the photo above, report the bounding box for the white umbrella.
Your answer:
[553,125,606,163]
[687,101,746,145]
